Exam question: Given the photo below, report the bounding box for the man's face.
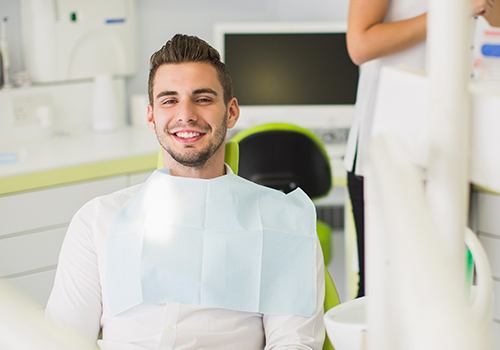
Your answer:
[147,62,239,168]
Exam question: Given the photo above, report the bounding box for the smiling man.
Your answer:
[147,45,239,177]
[46,34,325,350]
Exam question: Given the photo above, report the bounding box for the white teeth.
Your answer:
[176,131,200,139]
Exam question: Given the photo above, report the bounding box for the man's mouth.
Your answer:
[177,131,201,138]
[171,130,206,142]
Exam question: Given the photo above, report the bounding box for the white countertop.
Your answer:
[0,126,159,195]
[0,126,158,178]
[0,124,348,196]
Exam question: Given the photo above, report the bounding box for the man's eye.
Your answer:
[161,99,176,105]
[196,97,212,103]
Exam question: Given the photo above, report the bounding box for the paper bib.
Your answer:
[105,169,318,317]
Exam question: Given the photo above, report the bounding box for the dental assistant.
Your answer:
[344,0,497,298]
[45,34,325,350]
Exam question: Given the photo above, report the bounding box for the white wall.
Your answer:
[0,1,23,77]
[0,0,349,88]
[0,0,349,115]
[129,0,349,95]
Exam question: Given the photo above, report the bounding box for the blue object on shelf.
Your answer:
[0,152,18,165]
[105,18,125,25]
[481,44,500,57]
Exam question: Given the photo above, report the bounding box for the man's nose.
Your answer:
[176,101,198,123]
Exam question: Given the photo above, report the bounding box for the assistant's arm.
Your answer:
[347,0,426,65]
[347,0,499,66]
[480,0,500,26]
[262,241,325,350]
[45,202,102,343]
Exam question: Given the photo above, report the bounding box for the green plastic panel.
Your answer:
[0,153,157,196]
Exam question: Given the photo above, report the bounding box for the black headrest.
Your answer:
[236,130,332,198]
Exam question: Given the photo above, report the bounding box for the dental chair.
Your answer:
[227,122,340,350]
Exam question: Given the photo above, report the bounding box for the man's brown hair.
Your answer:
[148,34,233,105]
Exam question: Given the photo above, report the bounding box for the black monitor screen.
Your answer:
[223,33,359,105]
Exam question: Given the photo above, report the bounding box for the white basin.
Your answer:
[324,297,366,350]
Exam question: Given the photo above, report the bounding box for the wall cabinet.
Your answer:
[0,171,152,307]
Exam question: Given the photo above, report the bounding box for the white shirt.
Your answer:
[344,0,428,176]
[45,179,325,350]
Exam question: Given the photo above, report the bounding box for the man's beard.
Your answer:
[156,113,228,168]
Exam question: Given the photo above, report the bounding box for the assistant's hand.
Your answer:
[472,0,495,17]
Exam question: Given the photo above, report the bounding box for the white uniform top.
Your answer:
[45,176,326,350]
[344,0,428,176]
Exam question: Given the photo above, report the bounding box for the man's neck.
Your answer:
[163,153,226,179]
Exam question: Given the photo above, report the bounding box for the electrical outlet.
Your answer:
[316,128,350,145]
[11,94,52,125]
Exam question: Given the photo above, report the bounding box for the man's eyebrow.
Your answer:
[155,90,177,100]
[193,88,218,96]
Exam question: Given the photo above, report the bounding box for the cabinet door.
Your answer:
[476,192,500,238]
[495,280,500,321]
[0,175,129,307]
[494,321,500,350]
[473,190,500,348]
[0,176,128,236]
[478,234,500,279]
[5,269,56,307]
[0,226,66,278]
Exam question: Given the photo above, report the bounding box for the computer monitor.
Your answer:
[213,22,359,131]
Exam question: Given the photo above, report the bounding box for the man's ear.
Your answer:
[147,104,156,131]
[226,97,240,129]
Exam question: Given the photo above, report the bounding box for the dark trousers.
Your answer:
[347,170,365,297]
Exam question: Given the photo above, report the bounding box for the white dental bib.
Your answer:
[105,169,318,317]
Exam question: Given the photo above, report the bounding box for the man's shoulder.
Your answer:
[75,183,144,221]
[63,183,146,246]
